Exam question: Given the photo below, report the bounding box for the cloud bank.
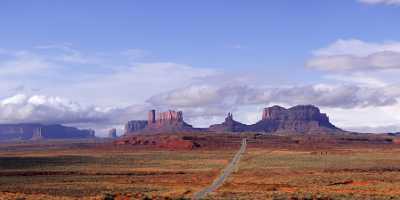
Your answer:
[147,84,398,111]
[358,0,400,5]
[307,39,400,71]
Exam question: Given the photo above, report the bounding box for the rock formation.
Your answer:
[123,105,342,135]
[0,124,95,141]
[250,105,340,134]
[145,110,196,133]
[108,128,117,138]
[123,110,198,135]
[124,120,148,134]
[209,113,249,132]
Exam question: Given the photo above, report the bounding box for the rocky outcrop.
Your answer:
[250,105,340,134]
[209,113,249,132]
[115,135,200,150]
[0,124,95,141]
[108,128,117,138]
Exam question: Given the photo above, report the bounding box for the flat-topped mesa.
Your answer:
[262,105,330,123]
[253,105,340,133]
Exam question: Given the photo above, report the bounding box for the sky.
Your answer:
[1,0,400,136]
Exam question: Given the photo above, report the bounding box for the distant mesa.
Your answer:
[122,105,342,137]
[0,123,95,141]
[249,105,341,134]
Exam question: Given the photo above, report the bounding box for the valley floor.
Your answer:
[1,136,400,200]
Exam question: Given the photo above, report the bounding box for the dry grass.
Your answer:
[0,147,235,200]
[211,147,400,200]
[2,135,400,200]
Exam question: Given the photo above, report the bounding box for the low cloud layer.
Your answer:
[147,84,398,111]
[307,39,400,71]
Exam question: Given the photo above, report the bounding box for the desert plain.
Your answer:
[1,134,400,200]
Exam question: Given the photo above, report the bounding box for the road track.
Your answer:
[193,138,247,200]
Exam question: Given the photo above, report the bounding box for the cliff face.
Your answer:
[124,120,148,134]
[251,105,340,133]
[0,124,95,141]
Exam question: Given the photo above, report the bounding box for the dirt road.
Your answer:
[193,138,247,200]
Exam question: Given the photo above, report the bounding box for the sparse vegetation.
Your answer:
[0,145,234,199]
[213,147,400,199]
[1,135,400,199]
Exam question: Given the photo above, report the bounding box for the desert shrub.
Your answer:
[103,193,116,200]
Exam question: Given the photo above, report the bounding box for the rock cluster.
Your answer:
[122,105,341,136]
[208,105,340,134]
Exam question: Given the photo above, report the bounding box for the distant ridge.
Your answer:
[0,123,95,141]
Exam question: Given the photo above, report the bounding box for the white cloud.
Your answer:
[307,39,400,71]
[0,94,115,124]
[358,0,400,5]
[0,93,151,134]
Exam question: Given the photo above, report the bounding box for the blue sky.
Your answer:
[2,0,399,70]
[1,0,400,135]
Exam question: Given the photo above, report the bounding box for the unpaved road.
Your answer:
[193,138,247,200]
